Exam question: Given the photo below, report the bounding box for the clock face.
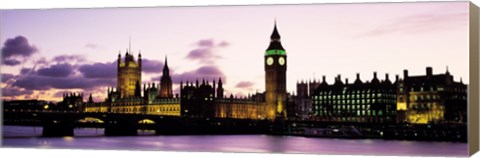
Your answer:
[278,57,285,65]
[266,57,274,65]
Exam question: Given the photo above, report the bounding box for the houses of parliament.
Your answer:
[80,22,288,121]
[60,22,467,124]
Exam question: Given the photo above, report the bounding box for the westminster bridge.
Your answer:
[3,109,466,142]
[3,109,273,137]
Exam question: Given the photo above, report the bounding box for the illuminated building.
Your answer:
[310,73,397,123]
[179,78,266,119]
[84,46,180,116]
[396,67,467,124]
[264,21,288,120]
[117,48,142,98]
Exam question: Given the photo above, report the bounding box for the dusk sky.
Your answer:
[0,1,470,102]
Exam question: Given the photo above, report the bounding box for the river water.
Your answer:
[1,126,468,157]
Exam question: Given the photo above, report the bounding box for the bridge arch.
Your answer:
[76,117,105,123]
[138,119,156,124]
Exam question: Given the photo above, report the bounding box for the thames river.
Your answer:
[2,126,467,157]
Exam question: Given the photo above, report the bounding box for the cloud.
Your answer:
[1,36,38,66]
[2,87,34,97]
[186,48,216,62]
[142,59,164,74]
[79,61,117,79]
[8,60,117,91]
[2,73,15,83]
[198,39,214,47]
[35,57,49,66]
[359,11,468,37]
[37,63,75,77]
[53,91,66,98]
[20,68,32,75]
[3,58,21,66]
[185,39,227,64]
[218,41,229,47]
[53,55,86,63]
[12,75,115,91]
[172,65,226,84]
[1,36,38,58]
[235,81,255,89]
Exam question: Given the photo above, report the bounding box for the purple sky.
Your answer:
[0,2,470,102]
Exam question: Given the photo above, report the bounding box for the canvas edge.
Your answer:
[0,1,476,157]
[469,1,480,156]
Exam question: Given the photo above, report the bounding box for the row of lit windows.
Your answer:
[313,99,396,105]
[149,107,179,112]
[446,95,467,100]
[316,89,395,95]
[313,93,396,100]
[315,109,396,117]
[410,94,440,101]
[314,104,395,112]
[409,103,444,110]
[323,117,387,122]
[315,104,373,110]
[392,83,467,94]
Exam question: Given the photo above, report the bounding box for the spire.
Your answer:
[129,36,132,53]
[88,93,93,103]
[266,20,285,51]
[446,65,450,75]
[162,55,170,76]
[271,19,281,40]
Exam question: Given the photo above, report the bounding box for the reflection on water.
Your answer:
[2,126,467,157]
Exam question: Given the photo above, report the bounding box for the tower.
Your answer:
[159,56,173,98]
[264,21,287,120]
[117,42,142,98]
[217,77,224,99]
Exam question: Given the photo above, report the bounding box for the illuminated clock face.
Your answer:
[266,57,274,65]
[278,57,285,66]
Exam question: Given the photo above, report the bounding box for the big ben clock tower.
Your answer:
[265,21,287,120]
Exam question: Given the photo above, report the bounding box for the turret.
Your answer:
[138,51,142,67]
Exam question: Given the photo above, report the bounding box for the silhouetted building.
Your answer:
[159,56,173,98]
[396,67,467,124]
[293,80,320,119]
[180,79,215,117]
[311,72,397,123]
[60,92,84,111]
[87,94,94,104]
[3,99,51,111]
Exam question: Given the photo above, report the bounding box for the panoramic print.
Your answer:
[1,2,471,157]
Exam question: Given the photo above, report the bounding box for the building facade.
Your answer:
[84,50,180,116]
[396,67,467,124]
[117,49,142,98]
[310,73,397,124]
